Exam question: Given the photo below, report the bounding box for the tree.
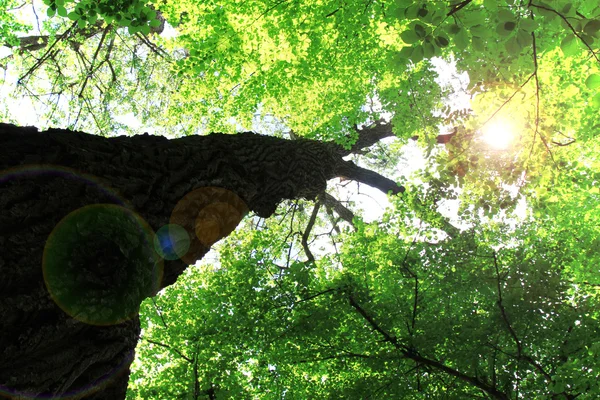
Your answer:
[1,0,600,399]
[0,122,401,398]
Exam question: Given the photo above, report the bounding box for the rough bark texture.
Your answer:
[0,123,401,399]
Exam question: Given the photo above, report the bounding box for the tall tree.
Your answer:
[0,122,401,398]
[1,0,600,398]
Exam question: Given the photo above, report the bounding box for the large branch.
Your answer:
[335,159,404,195]
[0,123,403,398]
[338,119,396,157]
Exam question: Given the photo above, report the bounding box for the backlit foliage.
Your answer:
[1,0,599,398]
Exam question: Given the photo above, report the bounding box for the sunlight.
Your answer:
[481,121,514,149]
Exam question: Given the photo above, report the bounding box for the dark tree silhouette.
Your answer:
[0,123,401,399]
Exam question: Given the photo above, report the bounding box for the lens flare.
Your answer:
[482,121,513,149]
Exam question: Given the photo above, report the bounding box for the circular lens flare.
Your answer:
[482,121,513,149]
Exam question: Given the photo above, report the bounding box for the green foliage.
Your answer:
[2,0,600,398]
[0,0,31,47]
[42,0,160,31]
[128,196,600,399]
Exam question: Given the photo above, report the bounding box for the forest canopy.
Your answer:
[1,0,600,398]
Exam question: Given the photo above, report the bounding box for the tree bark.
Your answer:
[0,123,401,399]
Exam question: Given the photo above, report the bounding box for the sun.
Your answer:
[481,121,514,150]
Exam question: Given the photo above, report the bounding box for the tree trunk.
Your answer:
[0,123,400,399]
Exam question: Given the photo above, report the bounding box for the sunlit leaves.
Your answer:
[561,33,580,55]
[3,1,600,396]
[585,73,600,89]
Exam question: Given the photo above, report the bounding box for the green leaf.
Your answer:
[470,24,489,38]
[505,36,522,55]
[585,74,600,90]
[404,4,420,19]
[67,11,79,20]
[496,23,511,36]
[400,30,420,44]
[560,34,579,56]
[140,25,151,35]
[146,10,157,20]
[410,44,424,63]
[397,46,413,60]
[536,2,557,19]
[483,0,498,11]
[581,33,595,46]
[77,18,86,29]
[423,42,435,58]
[519,18,538,32]
[414,24,427,38]
[149,19,162,28]
[561,3,575,17]
[516,29,531,47]
[497,9,514,22]
[47,7,56,17]
[461,9,485,27]
[584,19,600,37]
[504,21,516,31]
[447,24,461,35]
[57,6,67,17]
[472,36,485,52]
[454,28,469,50]
[434,35,450,48]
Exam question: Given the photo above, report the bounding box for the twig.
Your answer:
[528,25,557,166]
[492,251,552,382]
[530,3,600,64]
[78,25,111,97]
[348,292,510,400]
[144,338,194,363]
[319,192,356,228]
[18,21,77,83]
[301,201,321,263]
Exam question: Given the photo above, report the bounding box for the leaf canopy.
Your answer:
[1,0,600,398]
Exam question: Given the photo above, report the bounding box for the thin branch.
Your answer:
[135,32,170,59]
[144,338,194,363]
[319,192,356,228]
[493,252,522,355]
[348,292,510,400]
[324,8,340,18]
[292,351,370,364]
[492,252,552,382]
[410,274,419,332]
[78,25,111,97]
[348,294,400,347]
[7,1,26,11]
[447,0,473,16]
[18,21,78,83]
[301,200,321,263]
[150,296,169,329]
[530,3,600,64]
[193,342,200,400]
[528,25,557,166]
[480,73,535,129]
